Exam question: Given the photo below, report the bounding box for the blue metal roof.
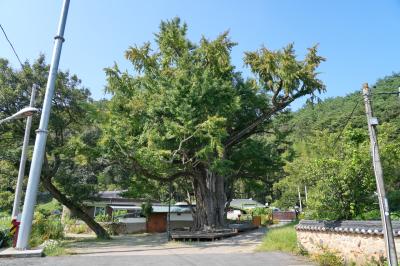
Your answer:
[152,205,191,213]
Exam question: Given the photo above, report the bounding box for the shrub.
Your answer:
[250,207,269,216]
[354,209,400,221]
[141,201,153,219]
[0,214,12,248]
[63,217,90,234]
[37,199,62,216]
[100,222,125,236]
[391,211,400,221]
[30,212,64,247]
[315,251,344,266]
[388,191,400,212]
[95,213,111,222]
[248,207,273,225]
[69,223,89,234]
[0,228,11,248]
[354,209,380,220]
[0,191,14,212]
[0,214,11,231]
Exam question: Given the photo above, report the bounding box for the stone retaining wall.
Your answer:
[296,220,400,265]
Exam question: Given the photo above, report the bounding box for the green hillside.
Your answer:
[291,73,400,138]
[273,73,400,220]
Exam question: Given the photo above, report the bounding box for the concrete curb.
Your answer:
[0,247,43,258]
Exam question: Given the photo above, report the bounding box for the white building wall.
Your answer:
[227,210,242,220]
[170,213,193,221]
[119,217,146,223]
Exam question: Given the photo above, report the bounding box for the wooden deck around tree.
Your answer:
[171,229,238,241]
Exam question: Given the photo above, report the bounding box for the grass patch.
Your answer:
[44,243,68,256]
[314,250,344,266]
[257,222,299,253]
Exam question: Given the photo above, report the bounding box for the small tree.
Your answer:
[0,56,110,239]
[141,201,153,220]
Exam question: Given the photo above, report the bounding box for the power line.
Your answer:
[332,87,400,147]
[332,99,360,147]
[0,23,24,69]
[373,92,400,96]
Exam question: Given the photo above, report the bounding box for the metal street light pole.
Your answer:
[11,85,38,219]
[0,107,39,125]
[16,0,70,250]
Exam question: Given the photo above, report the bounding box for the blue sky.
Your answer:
[1,0,400,109]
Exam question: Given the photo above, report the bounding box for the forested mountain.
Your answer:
[291,73,400,138]
[273,73,400,219]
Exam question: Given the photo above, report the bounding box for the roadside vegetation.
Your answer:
[273,74,400,220]
[258,222,389,266]
[258,222,298,253]
[257,222,345,265]
[0,212,12,248]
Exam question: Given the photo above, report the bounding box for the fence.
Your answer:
[296,220,400,265]
[272,211,296,222]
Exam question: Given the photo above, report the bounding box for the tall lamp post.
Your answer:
[11,85,38,220]
[16,0,70,250]
[0,107,39,125]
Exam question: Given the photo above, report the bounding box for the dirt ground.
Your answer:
[65,227,268,256]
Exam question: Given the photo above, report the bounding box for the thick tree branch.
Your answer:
[113,138,194,183]
[225,87,313,149]
[224,102,288,148]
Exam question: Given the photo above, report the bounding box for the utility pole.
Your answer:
[16,0,70,250]
[363,83,398,266]
[11,85,37,220]
[398,87,400,100]
[304,185,308,204]
[297,186,302,212]
[167,179,172,241]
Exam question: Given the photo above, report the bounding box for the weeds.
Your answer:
[257,222,299,253]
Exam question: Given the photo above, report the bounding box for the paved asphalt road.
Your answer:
[1,252,313,266]
[1,228,314,266]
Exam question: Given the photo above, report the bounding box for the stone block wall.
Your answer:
[296,220,400,265]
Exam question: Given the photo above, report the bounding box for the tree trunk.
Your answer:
[192,167,226,230]
[40,176,110,239]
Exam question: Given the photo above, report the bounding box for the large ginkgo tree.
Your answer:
[102,18,325,229]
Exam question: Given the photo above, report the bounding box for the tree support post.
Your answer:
[363,83,398,266]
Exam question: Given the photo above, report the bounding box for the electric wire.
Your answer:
[0,23,24,69]
[332,99,360,147]
[372,92,400,96]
